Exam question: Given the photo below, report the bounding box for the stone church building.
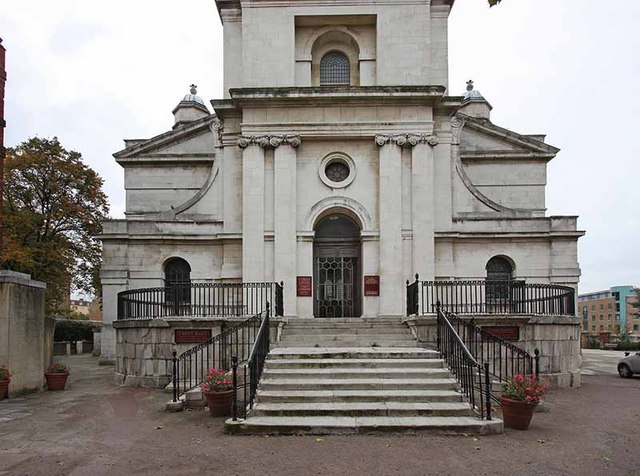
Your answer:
[100,0,582,364]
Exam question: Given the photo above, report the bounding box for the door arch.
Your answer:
[313,213,362,317]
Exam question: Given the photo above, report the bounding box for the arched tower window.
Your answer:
[486,256,514,281]
[485,256,514,302]
[320,51,350,86]
[164,258,191,314]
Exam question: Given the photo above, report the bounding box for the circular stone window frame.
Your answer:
[319,152,357,189]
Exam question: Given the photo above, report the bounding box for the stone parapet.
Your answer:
[404,314,581,389]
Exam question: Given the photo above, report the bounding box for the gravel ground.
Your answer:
[0,352,638,476]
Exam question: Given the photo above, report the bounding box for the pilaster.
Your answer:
[274,139,301,316]
[412,141,437,281]
[240,142,265,282]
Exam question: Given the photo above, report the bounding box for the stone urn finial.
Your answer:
[466,80,474,92]
[189,84,197,95]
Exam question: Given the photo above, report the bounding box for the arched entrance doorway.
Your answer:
[313,213,362,317]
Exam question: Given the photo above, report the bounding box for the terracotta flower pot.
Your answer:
[500,396,538,430]
[0,379,9,400]
[45,372,69,391]
[205,389,233,417]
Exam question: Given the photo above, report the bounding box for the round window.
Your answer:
[318,153,356,189]
[325,161,350,183]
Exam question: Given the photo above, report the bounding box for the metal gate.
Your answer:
[315,256,357,317]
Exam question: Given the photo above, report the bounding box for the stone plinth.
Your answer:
[405,314,582,389]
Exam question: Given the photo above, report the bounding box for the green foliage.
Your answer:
[0,366,11,380]
[2,137,109,314]
[587,335,600,349]
[54,319,94,342]
[46,363,69,374]
[488,0,503,6]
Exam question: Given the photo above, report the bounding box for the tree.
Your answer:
[488,0,503,6]
[2,137,109,314]
[631,287,640,319]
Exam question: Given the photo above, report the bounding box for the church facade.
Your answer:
[100,0,583,363]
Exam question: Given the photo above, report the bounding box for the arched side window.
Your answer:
[164,258,191,313]
[320,51,350,86]
[486,256,513,281]
[485,256,514,303]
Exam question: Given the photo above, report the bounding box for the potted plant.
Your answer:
[500,374,548,430]
[202,367,233,417]
[0,366,11,400]
[45,363,69,391]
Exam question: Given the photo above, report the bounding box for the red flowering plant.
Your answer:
[502,374,548,404]
[0,366,11,380]
[201,367,233,394]
[46,363,69,374]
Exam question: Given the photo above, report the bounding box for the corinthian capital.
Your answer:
[237,134,302,149]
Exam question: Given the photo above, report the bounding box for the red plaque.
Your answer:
[483,326,520,341]
[175,329,212,344]
[364,276,380,296]
[297,276,312,297]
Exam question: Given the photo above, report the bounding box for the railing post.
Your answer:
[275,281,284,317]
[436,300,441,352]
[534,348,540,379]
[232,355,238,421]
[484,362,492,420]
[172,349,178,403]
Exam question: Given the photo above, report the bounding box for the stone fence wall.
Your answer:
[113,318,282,388]
[405,314,582,389]
[0,271,50,396]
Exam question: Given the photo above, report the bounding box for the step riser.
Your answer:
[283,328,411,334]
[256,394,462,404]
[279,336,415,341]
[262,371,451,379]
[265,362,444,369]
[269,352,440,360]
[251,409,473,417]
[259,382,458,391]
[225,420,503,436]
[277,342,418,348]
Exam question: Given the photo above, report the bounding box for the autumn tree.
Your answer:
[2,137,109,314]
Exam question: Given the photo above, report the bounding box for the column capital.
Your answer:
[375,133,439,148]
[450,115,466,146]
[237,134,302,149]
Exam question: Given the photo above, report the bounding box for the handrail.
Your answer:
[172,309,267,399]
[407,276,576,317]
[232,303,271,420]
[118,281,283,319]
[436,303,492,420]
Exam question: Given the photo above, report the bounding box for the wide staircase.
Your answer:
[226,318,502,435]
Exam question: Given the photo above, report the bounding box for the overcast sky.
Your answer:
[1,0,638,293]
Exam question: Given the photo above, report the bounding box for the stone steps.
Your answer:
[255,389,463,403]
[224,335,502,435]
[265,358,444,369]
[262,367,452,380]
[226,416,503,436]
[251,401,473,417]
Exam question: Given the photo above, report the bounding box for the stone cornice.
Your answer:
[237,134,302,149]
[375,133,439,148]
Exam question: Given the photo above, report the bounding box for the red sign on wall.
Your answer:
[175,329,212,344]
[297,276,312,297]
[364,276,380,296]
[483,326,520,342]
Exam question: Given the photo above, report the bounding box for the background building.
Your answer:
[578,285,638,335]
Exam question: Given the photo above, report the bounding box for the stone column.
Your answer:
[411,136,438,281]
[274,136,301,316]
[238,138,266,282]
[376,135,403,316]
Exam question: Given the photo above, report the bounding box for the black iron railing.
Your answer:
[172,308,268,399]
[118,281,283,319]
[232,303,270,420]
[406,276,575,316]
[437,303,539,385]
[436,304,492,420]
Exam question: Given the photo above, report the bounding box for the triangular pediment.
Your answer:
[459,114,559,160]
[113,115,219,163]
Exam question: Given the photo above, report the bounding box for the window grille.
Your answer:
[320,51,350,86]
